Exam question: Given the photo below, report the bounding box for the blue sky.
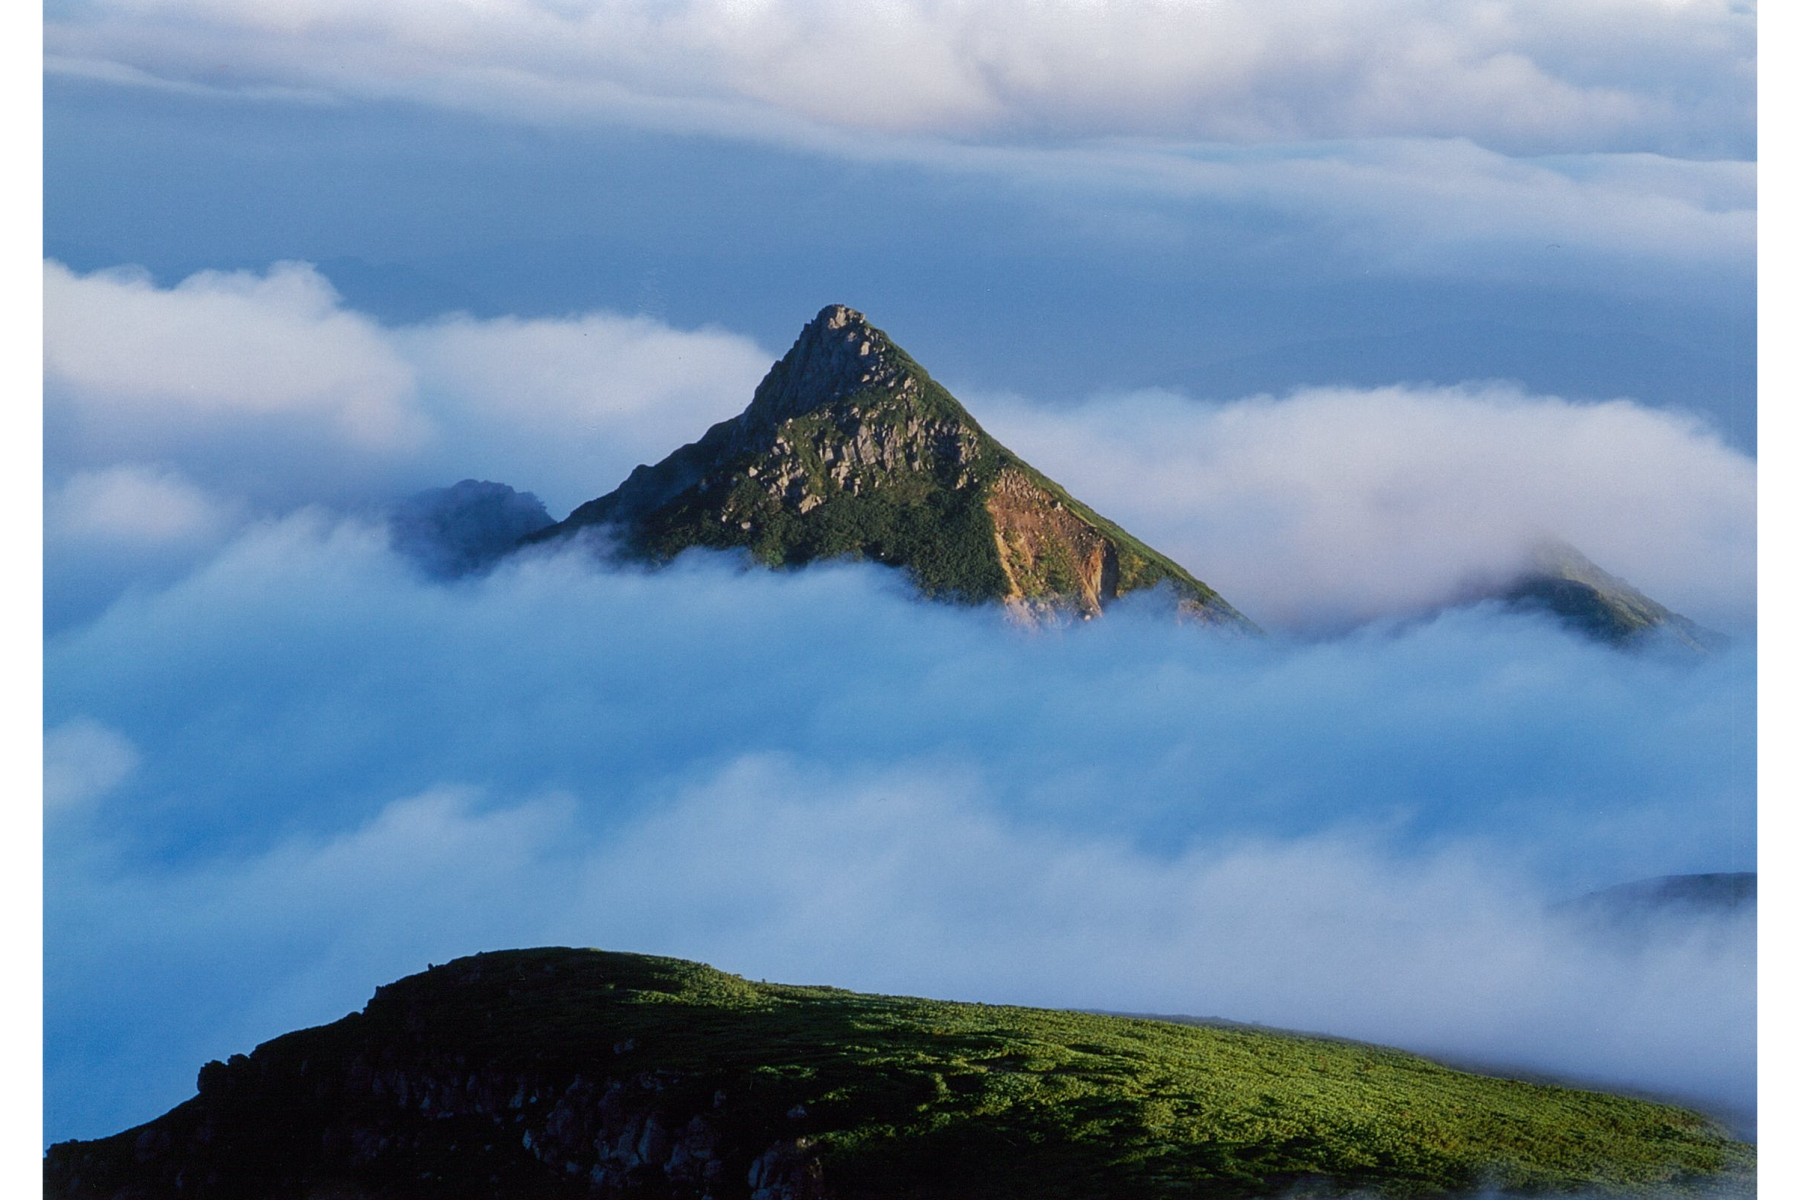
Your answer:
[41,0,1759,1154]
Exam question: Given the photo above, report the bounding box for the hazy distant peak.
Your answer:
[1498,537,1723,653]
[390,479,554,579]
[1559,873,1755,937]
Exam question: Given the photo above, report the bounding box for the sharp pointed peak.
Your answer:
[1523,536,1597,574]
[792,303,888,360]
[806,302,871,330]
[748,302,919,423]
[529,302,1255,629]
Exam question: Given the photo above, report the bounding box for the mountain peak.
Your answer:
[813,302,871,334]
[744,303,916,426]
[1495,538,1723,653]
[530,306,1254,628]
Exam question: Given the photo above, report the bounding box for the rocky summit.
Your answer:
[528,305,1255,628]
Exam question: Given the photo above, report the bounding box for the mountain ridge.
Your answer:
[476,305,1718,653]
[528,305,1256,628]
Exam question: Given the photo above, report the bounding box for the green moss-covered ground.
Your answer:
[107,947,1747,1199]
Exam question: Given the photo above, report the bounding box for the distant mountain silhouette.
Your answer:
[1466,541,1724,653]
[391,480,553,579]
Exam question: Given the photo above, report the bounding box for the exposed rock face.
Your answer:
[746,304,913,425]
[44,956,832,1200]
[529,305,1254,629]
[987,466,1119,617]
[48,1055,825,1200]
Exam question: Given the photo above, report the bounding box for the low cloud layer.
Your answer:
[45,519,1755,1142]
[46,0,1754,157]
[43,256,1758,1153]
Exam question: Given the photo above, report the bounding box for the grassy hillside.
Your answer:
[48,948,1753,1199]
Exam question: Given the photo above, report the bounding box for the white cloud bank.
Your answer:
[46,0,1754,157]
[396,309,775,510]
[44,259,771,517]
[44,261,423,453]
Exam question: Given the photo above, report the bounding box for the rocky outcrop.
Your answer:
[46,971,831,1200]
[741,304,914,427]
[47,1057,824,1199]
[65,1074,785,1200]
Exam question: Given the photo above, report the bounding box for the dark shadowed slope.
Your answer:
[45,948,1752,1200]
[1478,540,1724,652]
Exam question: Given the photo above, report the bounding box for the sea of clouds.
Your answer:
[43,260,1756,1149]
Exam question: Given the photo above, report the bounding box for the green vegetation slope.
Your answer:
[1496,541,1723,652]
[528,305,1255,628]
[45,948,1752,1199]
